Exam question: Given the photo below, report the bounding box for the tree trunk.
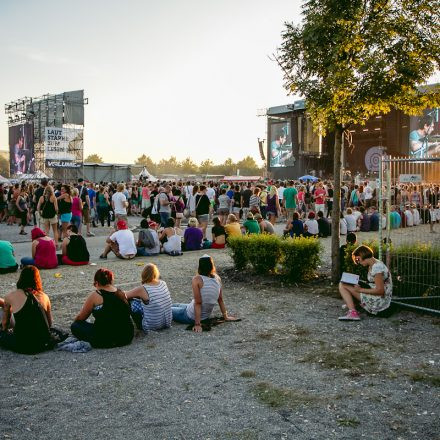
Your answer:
[331,125,343,283]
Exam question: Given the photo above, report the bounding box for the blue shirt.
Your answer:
[87,189,96,208]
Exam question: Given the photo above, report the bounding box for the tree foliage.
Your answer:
[277,0,440,282]
[84,154,104,163]
[135,154,157,174]
[0,155,9,177]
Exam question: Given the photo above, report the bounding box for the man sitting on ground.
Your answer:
[100,220,136,259]
[0,240,18,274]
[137,219,160,256]
[242,212,260,234]
[254,213,275,234]
[317,211,331,237]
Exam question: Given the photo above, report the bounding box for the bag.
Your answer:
[183,208,190,218]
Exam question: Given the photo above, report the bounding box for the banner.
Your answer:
[45,160,82,168]
[45,127,82,161]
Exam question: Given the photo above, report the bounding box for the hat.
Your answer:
[117,220,128,230]
[148,220,158,228]
[31,227,46,240]
[200,254,211,259]
[246,212,254,219]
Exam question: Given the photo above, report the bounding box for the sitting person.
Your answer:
[21,228,58,270]
[404,205,414,227]
[0,266,55,354]
[390,206,401,229]
[183,217,203,251]
[304,211,319,237]
[58,225,90,265]
[254,213,275,234]
[339,232,357,277]
[317,211,331,237]
[242,212,260,234]
[338,245,393,321]
[344,208,357,232]
[71,268,134,348]
[171,255,238,332]
[358,206,371,232]
[159,217,182,255]
[0,240,18,274]
[100,220,136,259]
[369,206,380,231]
[137,219,160,256]
[125,263,172,332]
[285,212,304,237]
[224,214,242,238]
[211,217,226,249]
[340,212,348,235]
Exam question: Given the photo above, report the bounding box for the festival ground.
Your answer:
[0,218,439,440]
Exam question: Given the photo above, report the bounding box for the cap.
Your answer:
[117,220,128,230]
[148,220,158,228]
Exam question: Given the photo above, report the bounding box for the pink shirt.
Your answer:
[142,187,150,200]
[314,188,326,205]
[71,197,82,216]
[34,238,58,269]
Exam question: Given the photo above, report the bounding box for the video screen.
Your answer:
[269,121,294,167]
[409,108,440,158]
[9,123,34,175]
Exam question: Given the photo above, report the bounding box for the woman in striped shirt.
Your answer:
[172,255,238,333]
[126,264,172,333]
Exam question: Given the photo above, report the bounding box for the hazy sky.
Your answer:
[0,0,303,166]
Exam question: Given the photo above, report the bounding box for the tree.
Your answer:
[84,154,104,163]
[235,156,262,175]
[0,156,9,177]
[157,156,180,175]
[135,154,157,174]
[180,157,199,175]
[278,0,440,282]
[199,159,215,175]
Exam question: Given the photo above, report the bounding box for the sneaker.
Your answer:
[338,309,361,321]
[87,232,95,237]
[99,254,107,259]
[19,231,28,235]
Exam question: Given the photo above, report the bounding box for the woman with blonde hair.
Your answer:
[37,184,58,243]
[183,217,203,251]
[224,214,241,238]
[266,186,280,221]
[125,263,172,333]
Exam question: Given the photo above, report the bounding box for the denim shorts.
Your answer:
[60,212,72,223]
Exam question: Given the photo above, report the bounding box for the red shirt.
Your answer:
[34,238,58,269]
[314,188,326,204]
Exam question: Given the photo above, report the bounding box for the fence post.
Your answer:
[378,154,383,261]
[385,157,392,268]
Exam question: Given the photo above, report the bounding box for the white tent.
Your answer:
[0,175,10,184]
[15,170,50,181]
[139,167,158,182]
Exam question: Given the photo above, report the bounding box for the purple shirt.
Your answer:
[184,227,203,251]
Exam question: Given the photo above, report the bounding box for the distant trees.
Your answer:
[0,155,9,177]
[84,154,104,163]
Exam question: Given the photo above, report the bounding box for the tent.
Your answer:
[14,170,50,181]
[0,175,10,184]
[298,175,318,182]
[221,175,261,182]
[138,167,158,182]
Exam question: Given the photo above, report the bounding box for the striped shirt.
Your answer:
[141,281,172,332]
[186,275,221,321]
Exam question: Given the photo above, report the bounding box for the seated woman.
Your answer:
[183,217,203,251]
[159,217,182,255]
[211,217,226,249]
[171,255,238,332]
[285,212,304,237]
[21,228,58,270]
[71,268,134,348]
[125,263,172,332]
[338,245,393,321]
[304,211,319,238]
[224,214,242,238]
[0,240,18,274]
[58,224,90,266]
[0,266,55,354]
[137,219,160,256]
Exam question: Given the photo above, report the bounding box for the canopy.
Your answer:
[0,174,10,184]
[17,171,50,181]
[138,167,158,182]
[298,175,318,182]
[221,175,261,182]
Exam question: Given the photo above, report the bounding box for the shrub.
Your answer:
[228,234,322,281]
[280,236,322,281]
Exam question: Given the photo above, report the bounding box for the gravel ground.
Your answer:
[0,219,439,440]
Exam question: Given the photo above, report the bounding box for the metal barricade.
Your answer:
[379,156,440,314]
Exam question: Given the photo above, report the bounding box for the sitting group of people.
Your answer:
[0,255,238,354]
[283,211,331,238]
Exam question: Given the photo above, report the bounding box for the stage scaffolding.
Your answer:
[5,91,87,178]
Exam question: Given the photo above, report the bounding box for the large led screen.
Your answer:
[9,123,34,175]
[409,108,440,158]
[269,121,294,167]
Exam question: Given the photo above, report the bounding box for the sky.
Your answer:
[0,0,303,166]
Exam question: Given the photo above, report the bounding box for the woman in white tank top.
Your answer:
[171,255,238,332]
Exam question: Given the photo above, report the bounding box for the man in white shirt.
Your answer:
[344,208,358,232]
[352,207,362,223]
[404,205,414,226]
[363,181,374,208]
[100,220,136,259]
[112,183,128,225]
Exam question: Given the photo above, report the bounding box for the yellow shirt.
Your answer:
[224,222,242,237]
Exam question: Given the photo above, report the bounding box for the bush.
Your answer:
[228,234,322,281]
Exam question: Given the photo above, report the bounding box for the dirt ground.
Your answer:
[0,222,439,440]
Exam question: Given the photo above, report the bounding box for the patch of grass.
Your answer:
[256,331,273,340]
[406,371,440,387]
[254,304,268,313]
[301,344,379,375]
[253,381,319,410]
[240,370,257,378]
[337,417,360,427]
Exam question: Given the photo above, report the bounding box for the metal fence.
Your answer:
[379,156,440,314]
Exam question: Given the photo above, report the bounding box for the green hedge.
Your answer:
[228,234,322,281]
[344,240,440,298]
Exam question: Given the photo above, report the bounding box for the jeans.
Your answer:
[21,257,35,266]
[171,303,194,324]
[71,215,81,230]
[136,247,159,257]
[71,320,95,343]
[159,212,170,227]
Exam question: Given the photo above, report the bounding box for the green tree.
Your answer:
[199,159,215,175]
[235,156,262,175]
[0,156,9,177]
[218,157,236,175]
[84,154,104,163]
[135,154,157,174]
[278,0,440,281]
[157,156,180,175]
[180,157,199,175]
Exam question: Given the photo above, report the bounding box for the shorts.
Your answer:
[198,214,209,224]
[82,207,90,223]
[60,213,72,223]
[286,208,296,220]
[141,199,151,209]
[218,208,229,215]
[232,207,241,214]
[42,215,58,225]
